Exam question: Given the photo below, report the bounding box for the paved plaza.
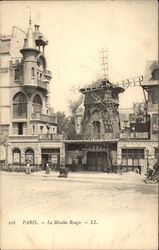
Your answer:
[0,171,158,250]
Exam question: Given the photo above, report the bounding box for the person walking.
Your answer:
[146,164,155,180]
[46,162,50,174]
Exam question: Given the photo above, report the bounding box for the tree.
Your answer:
[55,111,76,139]
[133,102,145,115]
[68,95,83,115]
[55,96,84,139]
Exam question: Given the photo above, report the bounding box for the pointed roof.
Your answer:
[24,15,36,49]
[20,14,39,53]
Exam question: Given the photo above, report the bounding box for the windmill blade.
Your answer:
[98,47,109,80]
[114,75,143,89]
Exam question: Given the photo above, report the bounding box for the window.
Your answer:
[47,125,50,133]
[14,68,19,80]
[13,148,21,164]
[77,156,82,164]
[18,123,23,135]
[32,125,35,135]
[13,92,27,119]
[40,126,43,133]
[33,94,42,113]
[37,72,39,79]
[31,67,35,77]
[93,121,100,134]
[152,87,159,104]
[25,148,34,165]
[122,148,144,166]
[40,73,42,79]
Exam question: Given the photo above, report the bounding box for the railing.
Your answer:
[120,132,150,140]
[38,134,64,141]
[9,135,38,141]
[44,70,52,77]
[31,113,57,124]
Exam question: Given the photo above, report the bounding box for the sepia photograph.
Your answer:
[0,0,158,249]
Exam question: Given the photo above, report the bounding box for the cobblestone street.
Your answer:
[0,171,158,250]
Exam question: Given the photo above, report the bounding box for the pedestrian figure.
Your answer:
[46,162,50,174]
[146,164,155,180]
[26,160,31,174]
[103,162,107,173]
[72,159,76,172]
[120,165,123,175]
[107,164,112,173]
[58,163,69,178]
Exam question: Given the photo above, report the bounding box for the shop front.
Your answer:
[41,148,60,170]
[65,140,118,172]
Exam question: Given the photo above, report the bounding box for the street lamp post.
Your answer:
[145,148,149,173]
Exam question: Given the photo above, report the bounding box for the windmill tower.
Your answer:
[70,48,143,139]
[79,48,124,139]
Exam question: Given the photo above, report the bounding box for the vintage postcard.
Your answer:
[0,0,158,249]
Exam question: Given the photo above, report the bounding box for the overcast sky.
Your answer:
[1,0,158,114]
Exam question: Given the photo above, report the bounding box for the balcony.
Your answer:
[39,134,64,141]
[31,113,57,124]
[37,79,48,91]
[44,70,52,78]
[9,135,38,142]
[120,132,150,140]
[9,134,64,142]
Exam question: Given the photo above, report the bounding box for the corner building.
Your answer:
[0,20,65,168]
[117,61,159,173]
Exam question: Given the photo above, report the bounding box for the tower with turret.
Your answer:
[0,16,57,140]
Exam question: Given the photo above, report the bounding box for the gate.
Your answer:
[87,151,108,171]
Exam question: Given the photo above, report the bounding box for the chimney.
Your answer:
[34,25,40,32]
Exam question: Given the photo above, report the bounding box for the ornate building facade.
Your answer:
[0,19,65,169]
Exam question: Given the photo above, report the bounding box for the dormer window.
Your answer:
[14,68,19,80]
[31,67,35,77]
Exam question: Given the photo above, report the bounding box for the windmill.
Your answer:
[70,48,144,136]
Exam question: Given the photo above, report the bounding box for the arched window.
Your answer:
[25,148,34,165]
[93,121,100,134]
[33,94,42,113]
[13,92,27,119]
[13,148,21,164]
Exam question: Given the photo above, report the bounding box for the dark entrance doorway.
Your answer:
[87,151,109,171]
[42,154,48,170]
[41,148,60,170]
